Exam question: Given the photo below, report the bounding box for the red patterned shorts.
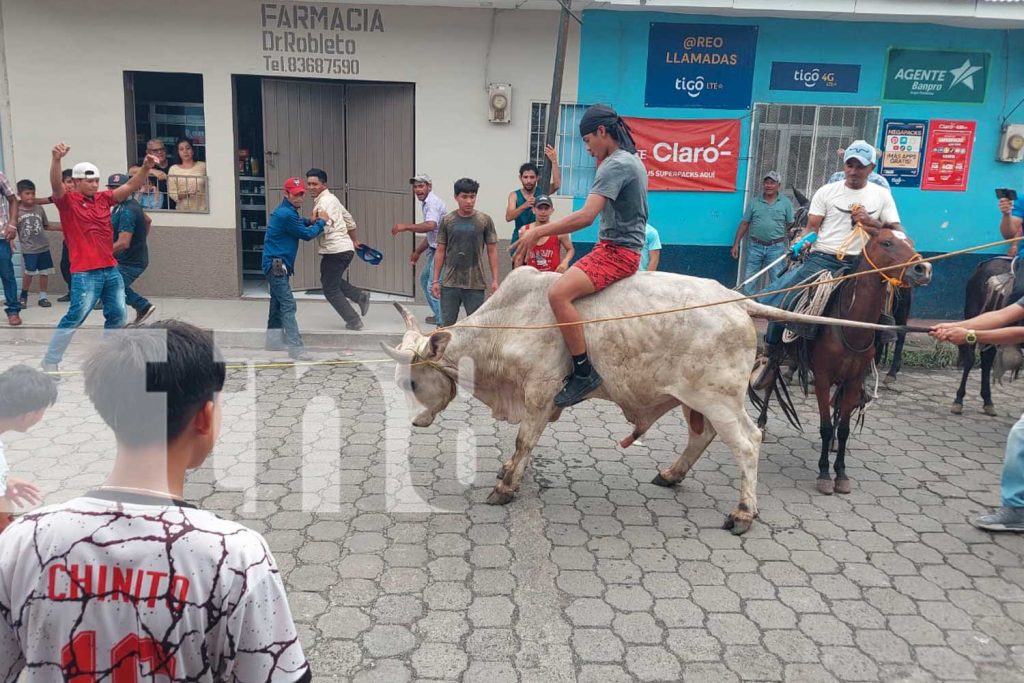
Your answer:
[573,240,641,292]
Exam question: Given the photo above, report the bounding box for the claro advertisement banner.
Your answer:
[624,117,741,192]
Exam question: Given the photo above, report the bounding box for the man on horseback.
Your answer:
[751,140,903,390]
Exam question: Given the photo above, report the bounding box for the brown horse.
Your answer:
[756,226,932,494]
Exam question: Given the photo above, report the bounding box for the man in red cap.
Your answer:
[262,177,326,360]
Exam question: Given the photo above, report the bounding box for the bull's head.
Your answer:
[381,303,457,427]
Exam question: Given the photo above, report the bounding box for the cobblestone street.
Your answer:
[4,340,1024,682]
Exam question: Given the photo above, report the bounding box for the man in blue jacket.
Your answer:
[263,177,326,360]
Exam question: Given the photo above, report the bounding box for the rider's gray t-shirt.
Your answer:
[589,149,649,252]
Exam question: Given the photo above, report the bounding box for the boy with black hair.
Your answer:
[0,365,54,532]
[15,179,58,309]
[513,104,648,407]
[0,320,310,680]
[505,146,561,262]
[432,178,499,326]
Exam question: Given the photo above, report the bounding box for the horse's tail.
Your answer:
[743,301,924,333]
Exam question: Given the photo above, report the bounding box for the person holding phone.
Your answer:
[997,187,1024,301]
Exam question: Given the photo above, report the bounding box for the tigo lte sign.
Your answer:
[624,117,741,192]
[884,48,989,104]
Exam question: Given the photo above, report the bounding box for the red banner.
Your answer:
[624,116,741,192]
[921,119,976,192]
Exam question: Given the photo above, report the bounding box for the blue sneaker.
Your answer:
[972,507,1024,532]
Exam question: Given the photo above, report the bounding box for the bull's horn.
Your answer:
[380,342,415,363]
[393,302,421,333]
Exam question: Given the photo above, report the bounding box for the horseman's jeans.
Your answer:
[1002,414,1024,508]
[0,241,19,317]
[741,240,787,295]
[757,251,849,345]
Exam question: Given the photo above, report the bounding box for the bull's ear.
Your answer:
[427,331,452,361]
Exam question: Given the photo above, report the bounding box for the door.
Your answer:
[262,79,347,290]
[344,83,415,296]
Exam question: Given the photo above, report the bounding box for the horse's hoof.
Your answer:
[883,374,896,387]
[951,402,963,415]
[983,404,999,417]
[486,489,515,506]
[722,514,753,535]
[816,478,835,495]
[651,472,681,488]
[834,477,852,495]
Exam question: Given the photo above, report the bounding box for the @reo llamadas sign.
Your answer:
[884,48,989,104]
[259,2,385,76]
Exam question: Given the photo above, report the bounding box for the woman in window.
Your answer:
[167,137,208,212]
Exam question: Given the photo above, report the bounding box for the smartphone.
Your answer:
[996,188,1018,201]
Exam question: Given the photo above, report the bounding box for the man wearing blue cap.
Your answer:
[107,173,155,326]
[751,140,903,391]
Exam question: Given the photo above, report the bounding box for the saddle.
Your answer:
[984,256,1016,311]
[780,267,851,342]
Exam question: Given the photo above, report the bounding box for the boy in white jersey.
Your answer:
[0,321,310,682]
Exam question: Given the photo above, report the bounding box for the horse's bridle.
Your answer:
[861,245,922,289]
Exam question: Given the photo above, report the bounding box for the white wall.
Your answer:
[1,0,581,238]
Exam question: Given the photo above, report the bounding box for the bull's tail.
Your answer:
[743,301,929,334]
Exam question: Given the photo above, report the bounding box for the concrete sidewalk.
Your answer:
[1,293,434,350]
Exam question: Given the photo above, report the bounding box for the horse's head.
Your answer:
[862,225,932,288]
[381,304,458,427]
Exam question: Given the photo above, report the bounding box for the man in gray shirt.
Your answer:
[513,104,648,408]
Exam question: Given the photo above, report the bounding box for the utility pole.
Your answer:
[540,1,572,194]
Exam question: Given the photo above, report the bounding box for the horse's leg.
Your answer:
[653,406,718,486]
[488,408,553,505]
[981,345,999,416]
[814,369,835,494]
[884,332,907,386]
[952,344,974,414]
[833,380,863,494]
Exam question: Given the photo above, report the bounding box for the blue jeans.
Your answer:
[420,247,441,322]
[741,240,787,295]
[1002,415,1024,508]
[117,263,151,312]
[0,241,19,317]
[266,273,303,356]
[44,268,126,365]
[758,252,848,345]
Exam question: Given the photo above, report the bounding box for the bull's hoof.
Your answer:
[834,477,852,495]
[486,488,515,505]
[816,477,835,495]
[983,404,999,417]
[722,513,753,535]
[651,472,681,488]
[951,402,963,415]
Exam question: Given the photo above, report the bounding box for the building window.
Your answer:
[124,72,208,213]
[529,103,596,198]
[744,103,881,204]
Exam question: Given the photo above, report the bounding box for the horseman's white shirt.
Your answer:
[809,180,900,257]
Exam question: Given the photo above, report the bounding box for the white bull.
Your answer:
[383,267,898,535]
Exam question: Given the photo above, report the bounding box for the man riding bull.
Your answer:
[751,140,903,390]
[513,104,648,408]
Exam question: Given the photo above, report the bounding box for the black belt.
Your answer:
[749,236,786,246]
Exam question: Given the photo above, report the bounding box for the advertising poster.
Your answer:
[769,62,860,93]
[624,117,741,192]
[884,48,989,104]
[921,119,977,192]
[645,23,758,109]
[879,119,927,188]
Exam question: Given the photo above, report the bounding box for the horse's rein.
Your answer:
[842,203,922,289]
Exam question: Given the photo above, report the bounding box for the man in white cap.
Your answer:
[751,140,903,390]
[394,173,447,325]
[41,144,159,375]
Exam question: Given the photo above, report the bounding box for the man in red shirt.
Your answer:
[519,195,574,273]
[42,143,158,374]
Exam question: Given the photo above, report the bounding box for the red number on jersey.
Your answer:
[61,631,177,682]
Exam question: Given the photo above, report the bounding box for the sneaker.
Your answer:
[133,304,156,326]
[18,293,27,308]
[346,320,364,331]
[57,294,71,303]
[554,370,604,408]
[971,507,1024,531]
[358,292,371,317]
[7,314,21,327]
[289,351,313,362]
[38,298,52,308]
[425,315,437,325]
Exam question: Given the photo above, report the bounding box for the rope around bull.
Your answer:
[442,236,1024,334]
[32,235,1023,377]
